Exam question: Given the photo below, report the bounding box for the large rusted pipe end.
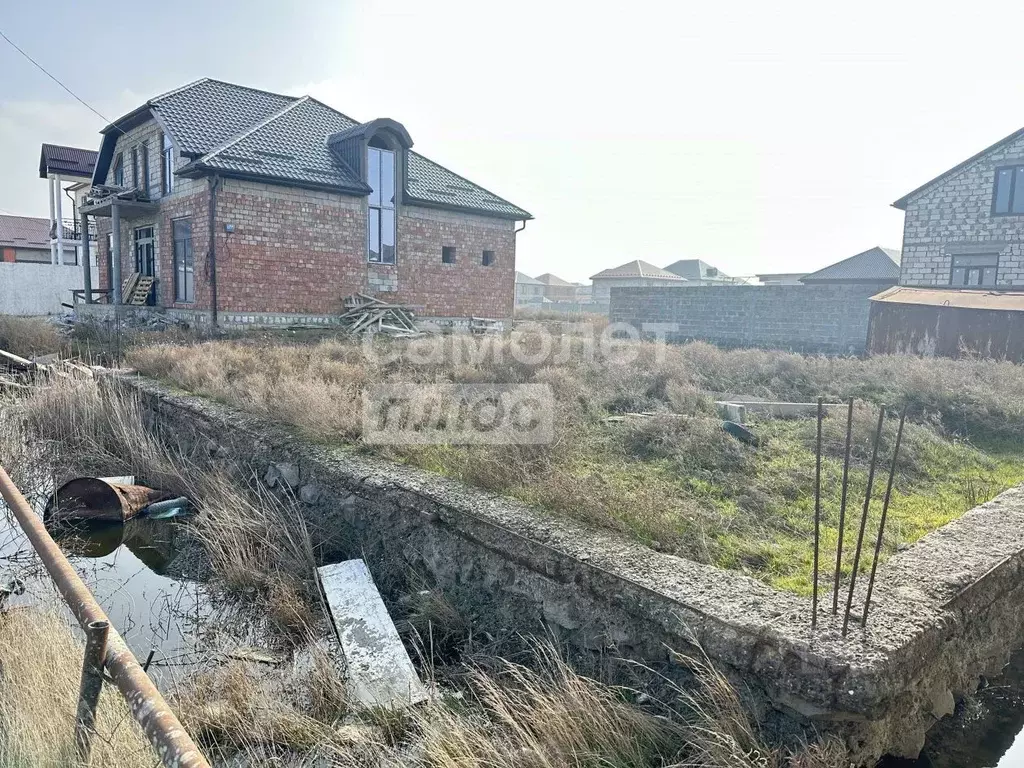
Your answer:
[44,478,167,525]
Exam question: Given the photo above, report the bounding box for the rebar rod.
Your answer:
[75,619,109,762]
[861,405,908,626]
[0,464,210,768]
[833,396,855,614]
[842,407,886,636]
[812,397,823,630]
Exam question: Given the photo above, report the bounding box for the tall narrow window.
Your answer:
[993,166,1024,215]
[112,152,124,187]
[367,145,396,264]
[162,134,174,195]
[131,148,139,190]
[140,143,150,196]
[173,218,194,303]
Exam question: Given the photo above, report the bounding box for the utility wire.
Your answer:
[0,26,122,132]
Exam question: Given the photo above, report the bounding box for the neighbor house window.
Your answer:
[112,152,124,187]
[162,134,174,195]
[442,246,456,264]
[173,218,194,303]
[482,250,495,266]
[950,254,998,287]
[993,166,1024,215]
[367,146,396,264]
[140,143,150,196]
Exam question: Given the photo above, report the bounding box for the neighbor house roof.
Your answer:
[92,78,530,220]
[663,258,730,281]
[800,247,901,284]
[871,286,1024,311]
[39,144,98,180]
[515,271,543,285]
[534,273,575,287]
[590,260,685,281]
[0,215,51,249]
[892,125,1024,210]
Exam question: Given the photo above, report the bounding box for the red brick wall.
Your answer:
[96,178,518,318]
[394,207,515,318]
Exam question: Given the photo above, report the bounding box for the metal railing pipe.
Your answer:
[0,464,210,768]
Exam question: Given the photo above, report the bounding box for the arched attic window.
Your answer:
[328,119,413,266]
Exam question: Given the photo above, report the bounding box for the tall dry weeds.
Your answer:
[0,607,155,767]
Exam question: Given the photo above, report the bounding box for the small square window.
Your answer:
[482,250,495,266]
[442,246,456,264]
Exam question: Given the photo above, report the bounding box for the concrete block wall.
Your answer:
[900,132,1024,287]
[0,263,83,315]
[610,284,881,354]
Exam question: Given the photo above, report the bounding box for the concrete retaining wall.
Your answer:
[610,284,882,354]
[121,375,1024,763]
[0,263,83,315]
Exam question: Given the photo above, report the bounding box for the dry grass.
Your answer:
[127,334,1024,591]
[0,315,64,359]
[0,607,156,767]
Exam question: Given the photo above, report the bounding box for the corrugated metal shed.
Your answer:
[867,287,1024,361]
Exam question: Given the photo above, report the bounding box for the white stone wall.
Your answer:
[900,133,1024,287]
[0,263,83,315]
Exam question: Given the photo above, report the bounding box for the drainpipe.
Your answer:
[80,210,92,304]
[208,175,221,326]
[515,220,527,235]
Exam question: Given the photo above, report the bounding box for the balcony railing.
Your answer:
[52,218,98,241]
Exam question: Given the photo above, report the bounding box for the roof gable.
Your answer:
[591,259,685,281]
[534,273,574,286]
[800,247,901,284]
[515,271,543,285]
[893,126,1024,210]
[663,258,730,281]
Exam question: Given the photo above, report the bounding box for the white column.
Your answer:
[54,175,65,266]
[48,176,57,264]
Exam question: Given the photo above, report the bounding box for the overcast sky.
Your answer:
[3,1,1023,282]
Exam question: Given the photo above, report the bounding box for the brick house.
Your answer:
[80,78,531,324]
[893,127,1024,288]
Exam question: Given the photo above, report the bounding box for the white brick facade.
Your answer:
[898,132,1024,287]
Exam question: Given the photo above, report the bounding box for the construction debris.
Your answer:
[44,477,180,526]
[339,294,423,337]
[469,316,500,335]
[317,559,428,709]
[0,347,101,390]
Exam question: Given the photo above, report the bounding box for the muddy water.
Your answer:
[0,503,217,684]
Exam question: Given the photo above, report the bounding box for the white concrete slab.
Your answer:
[317,559,428,709]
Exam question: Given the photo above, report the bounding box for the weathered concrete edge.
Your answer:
[115,375,1024,750]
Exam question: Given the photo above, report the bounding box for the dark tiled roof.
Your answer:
[39,144,97,179]
[193,98,368,192]
[100,78,530,219]
[0,215,50,248]
[590,260,685,281]
[800,247,901,284]
[152,78,298,156]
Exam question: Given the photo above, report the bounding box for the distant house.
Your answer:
[800,247,901,287]
[38,144,99,266]
[756,272,806,286]
[514,271,545,306]
[893,126,1024,288]
[0,215,77,264]
[663,259,735,286]
[589,259,684,303]
[534,273,579,302]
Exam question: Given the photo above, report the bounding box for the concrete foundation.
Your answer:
[119,375,1024,764]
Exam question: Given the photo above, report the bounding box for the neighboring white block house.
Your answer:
[38,144,99,268]
[893,127,1024,288]
[589,259,685,304]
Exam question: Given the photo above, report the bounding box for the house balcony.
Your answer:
[50,217,98,245]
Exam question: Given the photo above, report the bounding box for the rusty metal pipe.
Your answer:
[75,619,109,762]
[0,464,210,768]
